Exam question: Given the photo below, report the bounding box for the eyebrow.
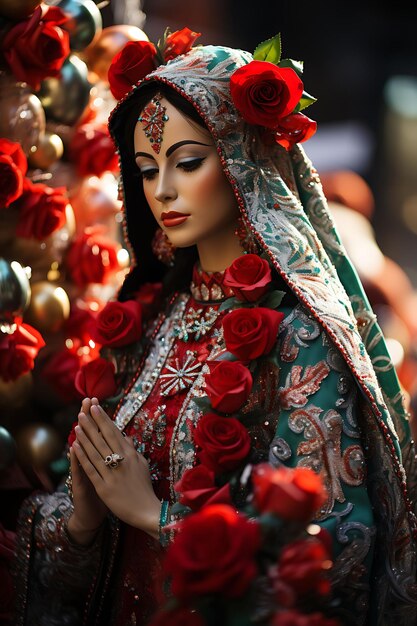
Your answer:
[135,140,211,161]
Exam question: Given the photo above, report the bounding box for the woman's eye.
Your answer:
[140,168,158,181]
[177,157,206,172]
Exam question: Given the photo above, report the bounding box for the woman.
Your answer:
[15,39,417,626]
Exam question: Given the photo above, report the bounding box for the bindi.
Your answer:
[137,94,169,154]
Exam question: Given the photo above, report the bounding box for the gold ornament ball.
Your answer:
[0,372,33,412]
[83,25,149,83]
[0,0,40,19]
[28,133,64,170]
[24,282,70,333]
[16,423,62,469]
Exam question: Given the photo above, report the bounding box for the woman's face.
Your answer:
[133,97,239,250]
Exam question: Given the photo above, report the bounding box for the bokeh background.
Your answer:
[1,1,417,621]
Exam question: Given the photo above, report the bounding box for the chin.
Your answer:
[163,230,199,249]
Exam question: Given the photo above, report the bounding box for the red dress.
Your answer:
[111,267,235,625]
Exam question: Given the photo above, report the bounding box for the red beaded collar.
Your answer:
[190,264,235,302]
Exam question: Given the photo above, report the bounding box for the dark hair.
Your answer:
[118,83,209,300]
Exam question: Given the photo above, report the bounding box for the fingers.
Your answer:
[72,441,103,487]
[78,412,112,460]
[81,397,91,415]
[90,404,127,453]
[75,425,107,479]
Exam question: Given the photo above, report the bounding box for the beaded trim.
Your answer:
[114,295,188,429]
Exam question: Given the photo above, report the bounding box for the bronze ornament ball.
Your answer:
[0,74,45,155]
[24,281,70,333]
[28,132,64,170]
[15,423,62,469]
[37,55,91,126]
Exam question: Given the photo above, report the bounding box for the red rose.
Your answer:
[230,61,303,128]
[150,607,205,626]
[63,304,99,346]
[224,254,272,302]
[90,300,142,348]
[204,360,252,414]
[0,320,45,382]
[70,124,119,177]
[164,504,260,599]
[194,413,251,474]
[108,40,157,100]
[278,538,332,598]
[42,348,84,402]
[164,27,201,62]
[66,227,120,287]
[272,610,339,626]
[15,181,67,240]
[1,5,70,90]
[67,421,77,447]
[252,464,326,522]
[74,357,117,401]
[0,139,27,208]
[222,307,284,360]
[274,112,317,150]
[174,465,231,511]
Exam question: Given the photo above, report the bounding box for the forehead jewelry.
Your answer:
[138,94,169,154]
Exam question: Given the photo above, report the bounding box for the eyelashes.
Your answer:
[137,157,206,181]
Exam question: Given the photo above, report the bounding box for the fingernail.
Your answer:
[75,425,81,434]
[91,405,100,416]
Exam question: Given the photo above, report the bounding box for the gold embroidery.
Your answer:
[289,405,365,519]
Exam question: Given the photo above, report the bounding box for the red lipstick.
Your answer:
[161,210,190,227]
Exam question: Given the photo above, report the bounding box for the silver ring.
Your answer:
[104,453,124,469]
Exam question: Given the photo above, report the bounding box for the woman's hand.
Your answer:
[67,398,109,545]
[72,400,161,539]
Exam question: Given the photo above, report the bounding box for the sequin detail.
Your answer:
[138,94,169,154]
[160,351,202,396]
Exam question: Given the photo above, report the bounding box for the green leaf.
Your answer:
[170,502,191,516]
[260,289,286,309]
[218,296,245,312]
[295,90,317,112]
[253,33,282,64]
[279,57,304,76]
[193,396,212,411]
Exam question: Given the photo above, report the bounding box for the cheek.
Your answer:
[195,164,238,223]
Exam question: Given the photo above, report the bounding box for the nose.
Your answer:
[154,168,177,203]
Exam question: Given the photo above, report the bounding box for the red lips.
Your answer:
[161,210,190,228]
